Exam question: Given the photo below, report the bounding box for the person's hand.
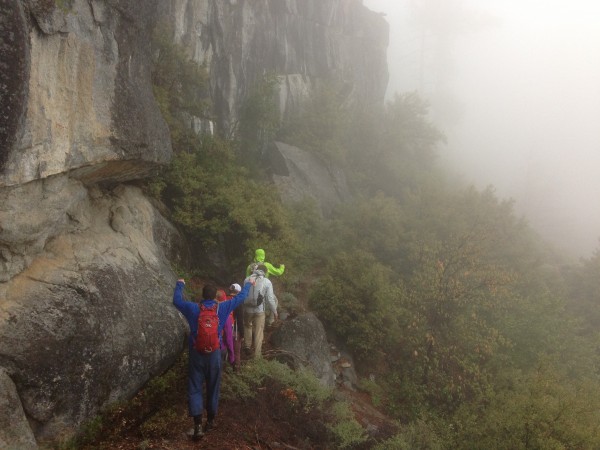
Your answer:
[177,278,185,284]
[248,277,256,286]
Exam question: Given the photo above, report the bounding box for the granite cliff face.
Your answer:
[160,0,388,132]
[0,0,388,445]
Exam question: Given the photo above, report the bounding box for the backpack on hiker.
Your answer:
[246,269,266,307]
[194,303,220,353]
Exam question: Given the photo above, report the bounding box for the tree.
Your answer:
[309,249,405,365]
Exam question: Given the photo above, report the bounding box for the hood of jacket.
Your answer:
[254,248,265,262]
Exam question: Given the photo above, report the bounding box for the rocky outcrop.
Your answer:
[0,0,29,172]
[0,0,182,445]
[159,0,389,132]
[1,0,171,188]
[269,141,350,216]
[0,183,189,442]
[271,312,336,387]
[0,369,37,450]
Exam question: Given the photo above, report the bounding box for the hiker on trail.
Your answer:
[243,264,278,358]
[245,249,284,325]
[216,289,235,369]
[173,278,254,440]
[228,283,244,371]
[245,248,285,278]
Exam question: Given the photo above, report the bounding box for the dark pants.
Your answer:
[188,347,222,419]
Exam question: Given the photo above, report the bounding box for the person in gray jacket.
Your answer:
[243,264,278,358]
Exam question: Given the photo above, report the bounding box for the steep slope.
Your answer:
[0,0,389,446]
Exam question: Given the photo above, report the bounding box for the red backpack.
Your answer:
[194,303,220,353]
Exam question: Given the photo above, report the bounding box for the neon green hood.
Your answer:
[254,249,265,262]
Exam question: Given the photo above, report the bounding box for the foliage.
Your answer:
[279,81,351,165]
[357,377,385,408]
[142,21,600,447]
[381,92,445,170]
[373,420,444,450]
[156,134,298,271]
[326,193,407,268]
[236,73,281,159]
[309,249,405,364]
[565,247,600,335]
[152,22,210,124]
[147,27,306,278]
[448,364,600,449]
[221,358,332,409]
[328,402,368,449]
[346,92,445,197]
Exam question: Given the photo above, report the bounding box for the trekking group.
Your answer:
[172,248,285,440]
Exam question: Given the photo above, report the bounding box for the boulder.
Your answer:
[269,141,351,216]
[0,369,37,450]
[270,312,335,387]
[0,184,189,441]
[1,0,171,188]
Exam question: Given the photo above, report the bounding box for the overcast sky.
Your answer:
[364,0,600,259]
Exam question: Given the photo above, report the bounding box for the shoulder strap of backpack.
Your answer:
[200,301,219,313]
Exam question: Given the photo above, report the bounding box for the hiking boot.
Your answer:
[243,347,252,357]
[204,419,216,433]
[189,424,203,441]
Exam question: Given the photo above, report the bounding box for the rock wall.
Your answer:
[269,141,351,216]
[159,0,389,132]
[2,0,171,189]
[0,0,388,445]
[0,0,186,444]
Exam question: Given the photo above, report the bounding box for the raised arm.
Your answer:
[173,279,196,320]
[265,261,285,277]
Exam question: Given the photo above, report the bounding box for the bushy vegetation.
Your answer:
[221,359,371,448]
[142,25,600,448]
[148,29,299,277]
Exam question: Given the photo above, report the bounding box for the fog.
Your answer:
[364,0,600,259]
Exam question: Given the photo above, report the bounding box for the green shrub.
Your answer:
[226,358,332,409]
[309,249,405,363]
[328,402,368,449]
[278,291,303,315]
[357,377,384,408]
[373,420,443,450]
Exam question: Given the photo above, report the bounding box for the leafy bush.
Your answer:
[222,358,332,409]
[309,249,405,364]
[237,73,281,158]
[152,22,210,122]
[373,420,443,450]
[357,377,385,408]
[448,364,600,449]
[328,402,368,448]
[155,134,299,272]
[279,81,351,165]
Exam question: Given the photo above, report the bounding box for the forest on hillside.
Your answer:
[146,28,600,448]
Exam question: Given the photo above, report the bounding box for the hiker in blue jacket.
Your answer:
[173,278,254,440]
